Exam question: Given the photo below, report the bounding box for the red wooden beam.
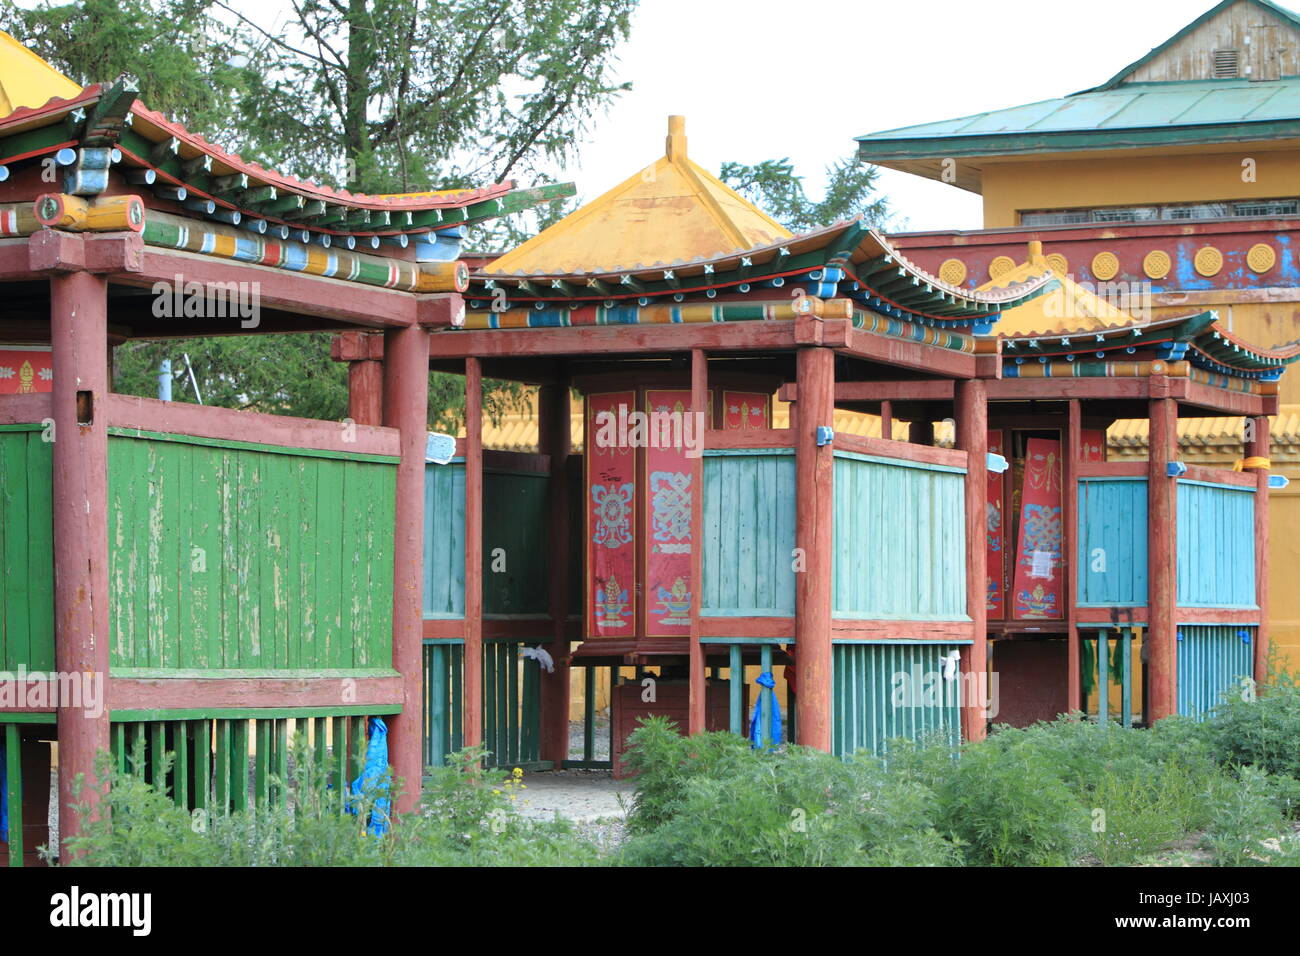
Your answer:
[956,378,988,742]
[104,393,398,457]
[428,321,802,359]
[688,349,708,736]
[108,676,405,711]
[462,357,484,750]
[51,270,112,860]
[1147,385,1178,723]
[829,621,976,641]
[382,322,430,811]
[839,326,976,378]
[0,392,52,425]
[703,428,794,450]
[348,360,383,426]
[1180,464,1257,488]
[834,432,968,470]
[1173,378,1269,416]
[699,616,795,639]
[539,381,572,763]
[117,249,423,328]
[794,346,835,751]
[779,380,956,403]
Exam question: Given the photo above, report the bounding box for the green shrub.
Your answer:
[1201,766,1296,866]
[63,738,601,867]
[936,736,1084,866]
[1208,672,1300,783]
[619,720,960,866]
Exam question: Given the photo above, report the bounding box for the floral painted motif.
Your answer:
[649,470,691,553]
[591,482,634,549]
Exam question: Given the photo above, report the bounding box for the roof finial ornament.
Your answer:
[666,115,687,162]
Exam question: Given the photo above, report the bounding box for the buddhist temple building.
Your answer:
[857,0,1300,679]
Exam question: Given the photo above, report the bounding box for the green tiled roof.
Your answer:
[856,77,1300,162]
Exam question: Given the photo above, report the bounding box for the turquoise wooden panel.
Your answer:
[423,462,466,618]
[1076,477,1148,606]
[832,641,962,757]
[0,428,55,672]
[832,453,967,620]
[107,434,396,672]
[701,450,796,617]
[1176,481,1256,607]
[482,470,549,616]
[1177,624,1255,720]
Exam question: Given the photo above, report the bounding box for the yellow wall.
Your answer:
[980,145,1300,228]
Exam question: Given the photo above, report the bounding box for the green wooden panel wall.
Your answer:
[424,462,466,618]
[482,470,549,616]
[0,428,54,672]
[701,450,796,617]
[832,453,967,620]
[832,641,963,757]
[1076,477,1148,606]
[107,433,396,672]
[1176,481,1256,608]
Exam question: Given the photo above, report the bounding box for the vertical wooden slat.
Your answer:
[1098,632,1110,725]
[1121,632,1133,729]
[729,644,743,733]
[331,716,347,806]
[174,722,189,807]
[760,644,774,747]
[231,719,249,812]
[194,719,210,812]
[214,719,231,813]
[583,667,595,762]
[4,724,22,866]
[688,348,708,735]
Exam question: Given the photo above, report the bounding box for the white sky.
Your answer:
[16,0,1226,230]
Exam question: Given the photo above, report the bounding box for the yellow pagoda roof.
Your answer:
[485,116,791,276]
[0,30,80,119]
[982,241,1132,336]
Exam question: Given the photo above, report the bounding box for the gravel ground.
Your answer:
[512,768,633,823]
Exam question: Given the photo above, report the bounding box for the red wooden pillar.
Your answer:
[462,358,484,749]
[910,419,934,446]
[1065,400,1082,712]
[349,357,384,426]
[879,400,892,441]
[794,346,834,751]
[1249,415,1271,685]
[1147,388,1178,722]
[538,382,572,762]
[955,379,988,742]
[50,270,111,858]
[688,349,708,735]
[382,323,429,810]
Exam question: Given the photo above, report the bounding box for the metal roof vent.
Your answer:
[1213,49,1239,78]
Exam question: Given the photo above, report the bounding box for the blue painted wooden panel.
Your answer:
[832,641,962,757]
[832,453,967,620]
[1076,478,1148,606]
[1176,481,1256,607]
[1177,624,1255,720]
[424,462,465,618]
[701,450,796,617]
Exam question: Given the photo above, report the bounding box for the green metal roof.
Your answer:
[856,77,1300,162]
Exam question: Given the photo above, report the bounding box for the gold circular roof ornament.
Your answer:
[1246,243,1276,273]
[1194,246,1223,277]
[1091,251,1120,281]
[938,258,967,285]
[988,255,1016,280]
[1045,253,1069,274]
[1143,250,1171,280]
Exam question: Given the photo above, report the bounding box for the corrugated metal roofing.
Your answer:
[859,77,1300,144]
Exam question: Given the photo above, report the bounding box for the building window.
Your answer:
[1020,198,1298,226]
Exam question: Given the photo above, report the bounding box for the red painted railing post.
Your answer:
[382,322,430,811]
[794,346,834,751]
[1147,386,1178,722]
[956,378,988,742]
[462,357,484,751]
[51,270,111,859]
